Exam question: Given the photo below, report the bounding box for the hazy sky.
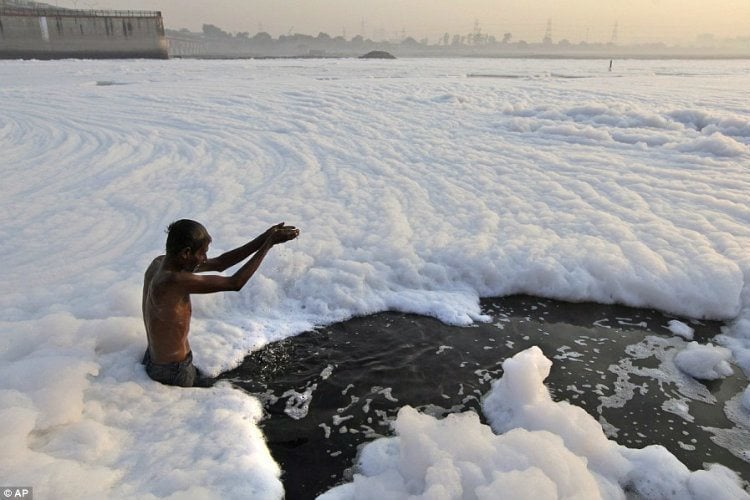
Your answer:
[54,0,749,44]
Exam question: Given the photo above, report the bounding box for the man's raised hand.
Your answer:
[265,222,285,237]
[269,224,300,245]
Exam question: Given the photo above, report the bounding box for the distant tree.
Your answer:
[351,34,364,45]
[558,38,571,47]
[202,24,230,38]
[236,32,249,40]
[477,34,490,45]
[443,32,450,45]
[502,32,512,44]
[451,34,461,46]
[401,36,419,46]
[279,33,310,44]
[252,31,273,43]
[317,32,331,41]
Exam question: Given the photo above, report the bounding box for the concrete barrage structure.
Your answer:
[0,1,167,59]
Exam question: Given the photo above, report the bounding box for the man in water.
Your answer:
[142,219,299,387]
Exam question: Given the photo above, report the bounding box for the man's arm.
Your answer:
[197,223,289,273]
[177,226,298,294]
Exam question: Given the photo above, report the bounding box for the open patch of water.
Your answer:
[219,295,749,499]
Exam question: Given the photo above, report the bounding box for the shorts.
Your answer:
[142,349,198,387]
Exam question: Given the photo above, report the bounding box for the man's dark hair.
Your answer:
[166,219,212,255]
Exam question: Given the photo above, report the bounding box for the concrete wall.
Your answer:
[0,9,168,58]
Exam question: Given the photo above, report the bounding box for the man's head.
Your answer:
[166,219,212,259]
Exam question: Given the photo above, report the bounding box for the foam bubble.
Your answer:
[675,342,734,380]
[668,319,695,340]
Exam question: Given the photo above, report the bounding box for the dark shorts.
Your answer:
[142,349,200,387]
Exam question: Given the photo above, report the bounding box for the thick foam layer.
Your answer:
[0,314,283,499]
[2,58,749,498]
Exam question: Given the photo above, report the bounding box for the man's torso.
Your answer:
[142,256,192,363]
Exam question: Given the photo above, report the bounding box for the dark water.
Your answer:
[218,295,750,499]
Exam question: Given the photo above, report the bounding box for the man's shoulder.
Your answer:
[145,256,164,277]
[146,263,186,299]
[150,261,197,289]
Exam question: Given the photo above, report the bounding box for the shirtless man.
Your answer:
[142,219,299,387]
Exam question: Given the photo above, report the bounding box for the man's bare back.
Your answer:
[142,220,299,385]
[142,255,196,363]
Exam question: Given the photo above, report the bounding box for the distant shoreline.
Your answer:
[3,53,747,61]
[172,53,750,61]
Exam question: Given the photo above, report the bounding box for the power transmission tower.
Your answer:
[543,19,552,44]
[473,19,483,44]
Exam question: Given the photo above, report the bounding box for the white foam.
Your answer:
[675,342,734,380]
[3,58,750,498]
[322,347,748,499]
[668,319,695,340]
[0,315,282,499]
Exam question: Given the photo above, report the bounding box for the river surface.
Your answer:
[219,295,750,499]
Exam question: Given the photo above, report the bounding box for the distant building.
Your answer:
[0,0,167,59]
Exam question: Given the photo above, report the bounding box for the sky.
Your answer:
[51,0,750,44]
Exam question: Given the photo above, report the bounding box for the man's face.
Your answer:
[183,242,209,272]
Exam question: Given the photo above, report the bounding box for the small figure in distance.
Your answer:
[141,219,299,387]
